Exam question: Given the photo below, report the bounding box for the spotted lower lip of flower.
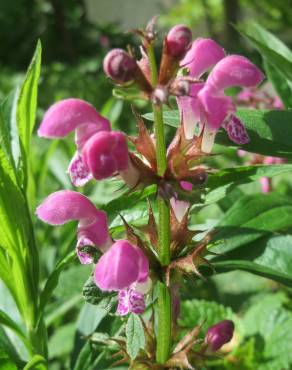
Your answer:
[222,114,250,145]
[117,289,146,316]
[94,240,149,292]
[36,190,111,264]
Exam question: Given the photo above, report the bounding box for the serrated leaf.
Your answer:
[207,164,292,190]
[210,193,292,255]
[82,277,117,311]
[242,293,292,370]
[144,109,292,158]
[211,235,292,287]
[126,314,145,359]
[179,299,239,338]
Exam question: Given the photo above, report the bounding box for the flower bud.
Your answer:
[103,49,137,84]
[205,320,234,352]
[82,131,129,180]
[166,25,192,59]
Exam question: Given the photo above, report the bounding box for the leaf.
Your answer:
[264,61,292,108]
[16,40,42,181]
[0,310,30,350]
[48,323,76,359]
[211,235,292,287]
[82,277,117,311]
[102,185,156,217]
[77,303,107,336]
[179,299,240,338]
[23,355,47,370]
[38,251,76,318]
[210,193,292,255]
[236,23,292,83]
[241,293,292,370]
[144,109,292,158]
[126,314,145,360]
[207,164,292,189]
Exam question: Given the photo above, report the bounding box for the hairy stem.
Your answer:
[148,43,171,364]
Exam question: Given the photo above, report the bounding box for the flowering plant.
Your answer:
[1,19,292,370]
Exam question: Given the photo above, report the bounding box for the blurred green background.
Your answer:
[1,1,292,369]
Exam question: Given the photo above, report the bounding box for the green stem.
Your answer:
[147,42,171,364]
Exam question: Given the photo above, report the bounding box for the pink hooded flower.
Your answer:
[38,98,111,186]
[178,41,264,152]
[177,38,225,140]
[94,240,149,316]
[94,240,149,291]
[82,131,139,187]
[36,190,112,264]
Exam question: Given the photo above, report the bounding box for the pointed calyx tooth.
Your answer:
[166,126,208,185]
[166,233,213,284]
[129,111,157,171]
[137,201,158,250]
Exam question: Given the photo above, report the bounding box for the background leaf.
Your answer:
[125,314,145,360]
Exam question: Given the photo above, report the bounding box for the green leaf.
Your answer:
[48,323,75,359]
[77,303,107,336]
[211,235,292,287]
[210,193,292,255]
[102,185,156,217]
[144,109,292,158]
[264,61,292,108]
[82,277,117,311]
[0,310,31,351]
[179,299,239,338]
[126,314,145,360]
[23,355,47,370]
[237,23,292,83]
[16,41,41,179]
[38,251,76,319]
[241,293,292,370]
[207,164,292,189]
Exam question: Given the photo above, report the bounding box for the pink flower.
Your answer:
[38,98,111,186]
[180,38,225,78]
[94,240,149,292]
[177,38,225,140]
[170,181,193,222]
[82,130,140,187]
[36,190,111,264]
[178,44,264,152]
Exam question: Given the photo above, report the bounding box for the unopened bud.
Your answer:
[103,49,137,84]
[205,320,234,352]
[166,25,192,59]
[152,85,169,105]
